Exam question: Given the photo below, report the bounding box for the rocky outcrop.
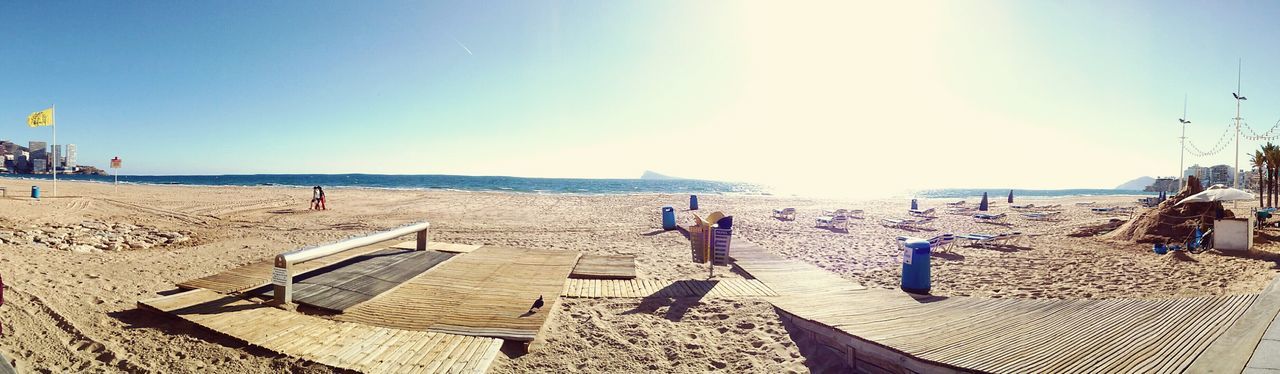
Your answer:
[0,220,193,253]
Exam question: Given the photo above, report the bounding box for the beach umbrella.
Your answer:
[979,192,989,211]
[1175,185,1255,205]
[911,199,918,210]
[1008,190,1014,203]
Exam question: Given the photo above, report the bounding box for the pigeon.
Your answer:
[1179,118,1191,124]
[529,295,544,313]
[1234,92,1248,101]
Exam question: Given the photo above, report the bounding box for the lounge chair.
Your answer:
[821,208,849,217]
[909,208,936,217]
[959,231,1022,247]
[946,206,977,215]
[1038,204,1062,210]
[945,200,966,206]
[895,233,955,254]
[1010,203,1035,210]
[1090,207,1117,214]
[817,215,850,231]
[882,217,934,229]
[773,208,797,221]
[973,212,1007,223]
[1021,211,1062,221]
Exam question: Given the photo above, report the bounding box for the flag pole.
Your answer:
[51,104,56,197]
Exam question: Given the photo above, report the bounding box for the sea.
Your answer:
[0,173,1156,198]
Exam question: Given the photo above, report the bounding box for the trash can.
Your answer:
[661,206,676,230]
[900,238,931,294]
[911,198,918,210]
[689,195,699,210]
[30,186,40,199]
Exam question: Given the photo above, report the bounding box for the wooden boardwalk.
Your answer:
[569,254,637,279]
[561,279,777,299]
[731,240,1267,373]
[257,249,455,312]
[178,242,390,293]
[139,289,502,373]
[391,241,481,253]
[336,246,580,342]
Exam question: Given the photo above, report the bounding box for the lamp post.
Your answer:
[1232,60,1246,190]
[1179,94,1191,191]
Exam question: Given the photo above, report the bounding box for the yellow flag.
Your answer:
[27,107,54,127]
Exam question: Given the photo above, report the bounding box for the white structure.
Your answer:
[65,144,76,169]
[1213,216,1253,251]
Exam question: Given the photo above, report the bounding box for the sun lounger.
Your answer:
[1010,203,1035,210]
[773,208,796,221]
[816,215,850,231]
[945,200,966,206]
[1090,207,1116,214]
[1077,202,1095,206]
[909,207,936,217]
[882,217,935,229]
[973,212,1007,223]
[959,231,1023,247]
[895,233,956,253]
[1021,211,1062,221]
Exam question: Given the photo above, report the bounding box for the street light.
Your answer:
[1179,94,1191,191]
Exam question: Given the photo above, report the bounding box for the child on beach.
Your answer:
[311,186,321,210]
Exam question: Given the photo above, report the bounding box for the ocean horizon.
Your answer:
[0,173,1157,199]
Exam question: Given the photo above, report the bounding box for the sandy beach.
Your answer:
[0,179,1277,373]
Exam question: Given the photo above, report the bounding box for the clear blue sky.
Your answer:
[3,1,1279,194]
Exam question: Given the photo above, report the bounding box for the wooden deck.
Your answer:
[731,240,1266,373]
[561,279,777,298]
[391,241,482,253]
[336,246,580,342]
[569,254,637,279]
[139,289,502,373]
[177,241,392,293]
[253,249,455,312]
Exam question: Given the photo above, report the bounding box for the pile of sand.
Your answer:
[1105,176,1228,244]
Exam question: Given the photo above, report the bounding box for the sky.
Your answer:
[3,1,1280,197]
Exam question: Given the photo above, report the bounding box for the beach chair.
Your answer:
[1077,202,1096,206]
[904,217,936,229]
[821,209,849,217]
[772,208,796,221]
[1010,203,1035,210]
[1090,207,1117,214]
[908,208,936,217]
[1018,211,1059,220]
[945,200,966,206]
[973,212,1007,223]
[817,211,850,230]
[928,233,956,253]
[957,233,998,247]
[1038,204,1062,210]
[846,209,865,219]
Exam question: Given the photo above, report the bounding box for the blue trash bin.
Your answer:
[31,186,40,199]
[901,238,931,294]
[911,198,918,210]
[661,206,676,230]
[689,195,699,210]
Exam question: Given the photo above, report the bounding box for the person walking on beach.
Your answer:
[317,186,327,210]
[310,186,321,210]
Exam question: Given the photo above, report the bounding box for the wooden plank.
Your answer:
[570,254,637,279]
[137,289,502,373]
[1186,276,1280,373]
[256,249,454,311]
[336,246,579,342]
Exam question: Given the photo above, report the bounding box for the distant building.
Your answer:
[28,141,46,167]
[65,144,76,169]
[1147,177,1180,193]
[52,144,61,170]
[32,159,46,174]
[1208,164,1235,186]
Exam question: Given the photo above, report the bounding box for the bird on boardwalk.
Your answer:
[529,295,544,313]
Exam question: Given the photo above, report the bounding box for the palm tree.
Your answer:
[1265,143,1280,207]
[1252,150,1266,206]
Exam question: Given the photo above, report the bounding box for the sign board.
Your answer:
[271,267,290,286]
[903,247,913,265]
[110,157,121,169]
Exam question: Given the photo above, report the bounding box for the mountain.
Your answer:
[641,170,683,180]
[1115,176,1155,190]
